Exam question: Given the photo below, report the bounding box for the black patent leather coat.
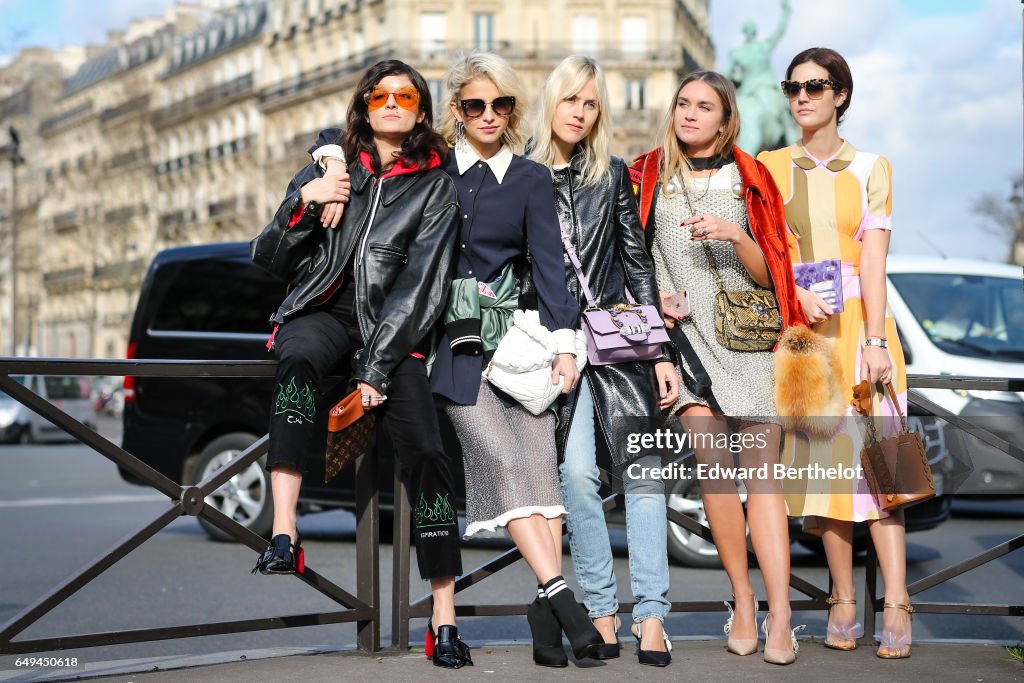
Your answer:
[552,154,666,467]
[250,158,460,393]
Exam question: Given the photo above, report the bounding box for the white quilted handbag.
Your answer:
[482,310,588,415]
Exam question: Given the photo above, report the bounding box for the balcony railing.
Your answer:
[158,209,197,231]
[103,206,142,224]
[208,196,238,218]
[39,101,94,135]
[0,87,31,119]
[99,94,151,123]
[107,148,148,172]
[51,210,80,232]
[93,258,147,282]
[153,74,255,127]
[42,266,87,291]
[260,45,392,105]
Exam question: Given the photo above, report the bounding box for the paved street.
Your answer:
[0,421,1021,681]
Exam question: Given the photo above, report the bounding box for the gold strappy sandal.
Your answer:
[877,602,914,659]
[824,596,862,651]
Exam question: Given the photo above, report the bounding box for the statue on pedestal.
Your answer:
[724,0,797,154]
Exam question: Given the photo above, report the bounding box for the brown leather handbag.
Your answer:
[324,389,377,483]
[853,380,935,512]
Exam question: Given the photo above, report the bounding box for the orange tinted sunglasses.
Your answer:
[364,86,420,112]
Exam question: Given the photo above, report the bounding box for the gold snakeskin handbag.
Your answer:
[324,389,377,483]
[681,173,781,352]
[703,241,782,352]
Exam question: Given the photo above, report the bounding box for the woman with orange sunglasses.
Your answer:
[252,60,469,667]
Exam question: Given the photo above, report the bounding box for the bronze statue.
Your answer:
[725,0,797,154]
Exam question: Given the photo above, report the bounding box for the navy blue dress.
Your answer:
[430,151,578,405]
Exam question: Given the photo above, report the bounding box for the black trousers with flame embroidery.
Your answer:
[268,304,463,580]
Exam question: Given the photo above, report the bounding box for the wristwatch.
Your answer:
[864,337,888,348]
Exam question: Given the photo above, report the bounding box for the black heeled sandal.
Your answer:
[592,614,621,659]
[425,619,473,668]
[631,620,672,667]
[527,597,568,667]
[252,534,304,575]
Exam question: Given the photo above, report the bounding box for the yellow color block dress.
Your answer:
[758,141,907,524]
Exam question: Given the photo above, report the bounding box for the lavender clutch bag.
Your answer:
[793,259,844,313]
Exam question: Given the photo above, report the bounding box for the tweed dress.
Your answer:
[650,164,778,419]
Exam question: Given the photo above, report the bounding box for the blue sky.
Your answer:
[2,0,1022,262]
[715,0,1022,262]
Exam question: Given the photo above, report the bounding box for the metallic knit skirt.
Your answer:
[444,381,566,538]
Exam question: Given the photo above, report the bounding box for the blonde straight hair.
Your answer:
[656,70,741,191]
[439,51,527,153]
[528,55,612,188]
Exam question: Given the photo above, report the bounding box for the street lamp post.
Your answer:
[1,126,24,356]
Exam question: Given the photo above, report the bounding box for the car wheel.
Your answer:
[193,433,273,542]
[667,476,733,568]
[16,423,32,445]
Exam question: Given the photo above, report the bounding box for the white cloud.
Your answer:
[712,0,1023,262]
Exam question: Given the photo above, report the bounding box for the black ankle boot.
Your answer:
[528,597,568,667]
[544,581,603,660]
[252,534,303,575]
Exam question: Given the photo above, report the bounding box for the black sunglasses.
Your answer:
[459,96,515,119]
[780,79,841,100]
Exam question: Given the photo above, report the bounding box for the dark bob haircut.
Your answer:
[342,60,448,172]
[786,47,854,126]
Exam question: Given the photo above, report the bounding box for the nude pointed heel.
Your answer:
[723,598,758,656]
[761,613,805,666]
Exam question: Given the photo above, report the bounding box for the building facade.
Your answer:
[0,0,713,358]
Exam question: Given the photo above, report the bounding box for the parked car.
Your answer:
[0,375,96,443]
[886,255,1024,496]
[122,242,951,566]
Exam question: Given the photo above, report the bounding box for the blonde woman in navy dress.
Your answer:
[431,52,604,666]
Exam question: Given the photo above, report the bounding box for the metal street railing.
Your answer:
[0,359,1019,656]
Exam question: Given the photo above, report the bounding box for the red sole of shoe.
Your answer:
[425,627,435,659]
[296,548,305,574]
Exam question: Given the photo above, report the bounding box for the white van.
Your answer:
[886,255,1024,495]
[0,375,97,444]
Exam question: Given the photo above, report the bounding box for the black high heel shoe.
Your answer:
[527,597,568,667]
[425,619,473,668]
[544,581,604,660]
[592,614,621,659]
[631,621,672,667]
[252,534,304,575]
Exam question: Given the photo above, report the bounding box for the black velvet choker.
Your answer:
[686,153,731,171]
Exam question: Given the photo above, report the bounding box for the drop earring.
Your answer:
[455,120,469,154]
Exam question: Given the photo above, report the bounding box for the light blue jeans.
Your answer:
[559,380,670,624]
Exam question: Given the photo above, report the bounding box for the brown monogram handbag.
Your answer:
[324,389,377,483]
[853,380,935,512]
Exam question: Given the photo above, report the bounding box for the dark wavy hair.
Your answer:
[341,60,448,172]
[786,47,853,126]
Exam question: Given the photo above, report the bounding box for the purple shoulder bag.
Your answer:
[562,234,668,365]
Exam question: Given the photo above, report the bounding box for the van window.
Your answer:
[890,273,1024,360]
[150,259,285,334]
[43,376,89,400]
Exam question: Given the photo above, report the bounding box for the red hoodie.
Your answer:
[629,146,809,335]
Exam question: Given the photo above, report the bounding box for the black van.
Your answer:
[121,242,457,541]
[123,242,950,563]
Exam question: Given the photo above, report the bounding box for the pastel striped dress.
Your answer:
[758,141,907,524]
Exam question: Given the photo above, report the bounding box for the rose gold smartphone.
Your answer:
[667,289,690,318]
